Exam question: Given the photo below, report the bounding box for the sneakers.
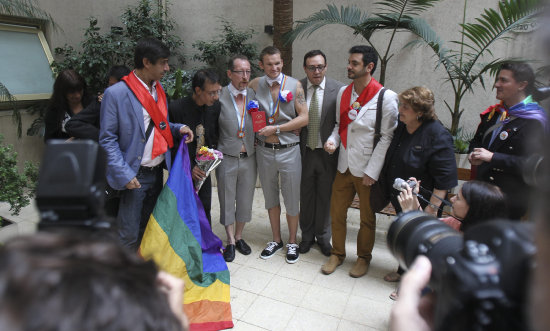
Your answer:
[260,241,283,259]
[286,243,300,264]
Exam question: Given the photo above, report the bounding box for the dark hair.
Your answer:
[398,86,437,121]
[259,46,281,63]
[349,45,378,74]
[303,50,326,67]
[227,54,250,71]
[134,38,170,69]
[191,69,220,92]
[460,180,508,231]
[48,69,90,120]
[499,62,536,96]
[107,65,131,82]
[0,232,184,331]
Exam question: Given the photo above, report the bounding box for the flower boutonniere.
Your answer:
[247,100,259,114]
[279,90,293,103]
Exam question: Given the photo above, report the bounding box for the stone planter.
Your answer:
[451,153,471,195]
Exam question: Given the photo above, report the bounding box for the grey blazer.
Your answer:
[299,77,345,156]
[217,86,256,157]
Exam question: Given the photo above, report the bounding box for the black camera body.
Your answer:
[388,211,535,331]
[36,140,113,231]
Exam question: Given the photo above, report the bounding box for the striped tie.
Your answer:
[307,85,320,150]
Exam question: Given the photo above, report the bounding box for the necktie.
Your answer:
[307,85,320,150]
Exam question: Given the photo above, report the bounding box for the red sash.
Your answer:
[480,101,506,121]
[122,72,173,159]
[339,78,383,148]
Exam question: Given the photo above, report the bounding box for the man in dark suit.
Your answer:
[169,69,221,225]
[299,50,345,256]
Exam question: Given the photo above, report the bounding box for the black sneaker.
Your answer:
[260,241,283,259]
[286,243,300,264]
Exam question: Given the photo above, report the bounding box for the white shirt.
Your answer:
[134,72,164,167]
[228,82,247,98]
[307,77,326,149]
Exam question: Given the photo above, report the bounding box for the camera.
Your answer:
[36,140,113,231]
[387,211,535,331]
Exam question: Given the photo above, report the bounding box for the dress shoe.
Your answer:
[317,242,332,257]
[299,240,315,254]
[321,255,343,275]
[235,239,251,255]
[223,244,235,262]
[349,257,369,278]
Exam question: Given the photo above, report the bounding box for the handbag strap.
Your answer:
[373,88,386,149]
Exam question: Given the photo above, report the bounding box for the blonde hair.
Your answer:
[398,86,437,121]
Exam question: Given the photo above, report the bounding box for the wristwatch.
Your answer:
[276,125,280,135]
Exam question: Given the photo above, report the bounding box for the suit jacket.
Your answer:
[327,85,398,179]
[299,77,345,157]
[217,86,256,157]
[99,81,183,190]
[65,98,101,141]
[168,96,220,167]
[469,112,544,211]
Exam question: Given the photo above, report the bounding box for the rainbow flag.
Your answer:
[139,139,233,330]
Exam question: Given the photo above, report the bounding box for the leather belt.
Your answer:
[256,139,299,150]
[139,164,163,172]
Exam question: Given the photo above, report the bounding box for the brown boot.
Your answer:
[321,255,343,275]
[349,257,369,278]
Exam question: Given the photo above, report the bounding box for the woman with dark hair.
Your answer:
[469,62,547,219]
[398,179,508,232]
[44,69,92,141]
[389,178,508,300]
[382,86,457,283]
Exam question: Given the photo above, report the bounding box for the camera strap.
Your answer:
[145,120,155,142]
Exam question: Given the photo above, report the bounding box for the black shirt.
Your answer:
[168,96,220,166]
[384,120,458,211]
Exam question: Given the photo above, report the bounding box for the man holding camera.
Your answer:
[100,38,193,250]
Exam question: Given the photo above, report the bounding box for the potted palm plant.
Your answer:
[407,0,540,135]
[284,0,443,85]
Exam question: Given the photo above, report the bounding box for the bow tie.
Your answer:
[266,75,283,87]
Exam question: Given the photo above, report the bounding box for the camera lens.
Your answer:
[387,211,463,275]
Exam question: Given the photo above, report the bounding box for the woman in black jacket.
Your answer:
[44,69,92,141]
[382,86,457,285]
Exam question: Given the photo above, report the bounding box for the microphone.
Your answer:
[393,178,416,191]
[393,177,452,208]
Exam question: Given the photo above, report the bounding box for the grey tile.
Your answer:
[240,296,297,330]
[300,284,349,318]
[285,307,340,330]
[260,276,309,306]
[231,266,274,294]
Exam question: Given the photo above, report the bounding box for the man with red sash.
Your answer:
[322,45,398,277]
[100,38,193,250]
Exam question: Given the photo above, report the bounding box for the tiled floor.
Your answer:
[209,188,398,331]
[0,187,399,331]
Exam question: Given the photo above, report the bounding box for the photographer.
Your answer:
[398,178,509,232]
[0,232,189,331]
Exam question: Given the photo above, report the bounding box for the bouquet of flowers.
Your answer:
[194,146,223,192]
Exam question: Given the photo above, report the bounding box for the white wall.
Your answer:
[5,0,541,162]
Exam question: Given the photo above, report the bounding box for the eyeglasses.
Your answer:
[231,70,252,76]
[206,90,221,97]
[305,65,326,72]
